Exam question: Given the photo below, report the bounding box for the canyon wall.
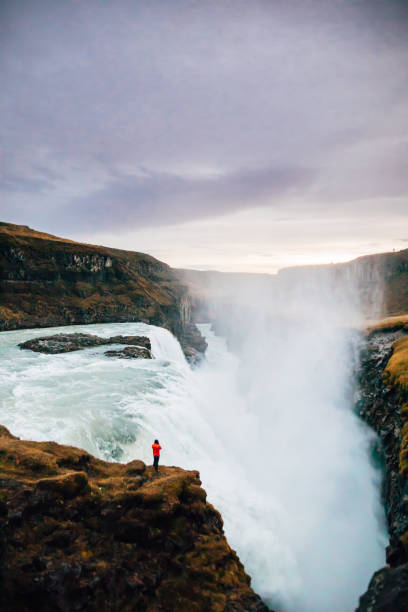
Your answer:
[356,317,408,611]
[177,248,408,323]
[0,222,206,359]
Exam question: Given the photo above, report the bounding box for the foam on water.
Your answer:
[0,320,386,611]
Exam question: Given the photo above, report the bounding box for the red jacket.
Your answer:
[152,443,162,457]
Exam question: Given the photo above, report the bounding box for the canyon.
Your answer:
[2,221,408,610]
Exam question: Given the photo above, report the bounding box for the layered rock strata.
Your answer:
[0,426,271,612]
[356,317,408,611]
[0,222,207,361]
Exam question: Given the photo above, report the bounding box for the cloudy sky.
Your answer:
[1,0,407,272]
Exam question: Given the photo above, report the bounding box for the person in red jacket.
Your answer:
[152,439,162,472]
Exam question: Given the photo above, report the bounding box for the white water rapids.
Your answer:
[0,316,386,611]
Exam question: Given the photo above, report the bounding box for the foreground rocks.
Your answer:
[356,317,408,611]
[0,426,271,612]
[18,333,152,358]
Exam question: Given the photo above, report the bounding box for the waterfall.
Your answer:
[0,310,387,611]
[148,324,187,363]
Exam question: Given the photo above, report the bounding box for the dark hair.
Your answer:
[154,439,159,444]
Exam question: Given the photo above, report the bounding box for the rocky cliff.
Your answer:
[0,222,206,360]
[278,250,408,318]
[0,425,270,612]
[177,248,408,323]
[356,316,408,611]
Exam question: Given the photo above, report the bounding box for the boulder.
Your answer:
[104,346,152,359]
[18,333,108,353]
[18,333,152,354]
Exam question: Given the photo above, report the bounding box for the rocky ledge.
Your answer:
[18,333,152,359]
[0,426,271,612]
[355,316,408,611]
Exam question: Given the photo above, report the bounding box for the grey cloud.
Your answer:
[0,173,52,194]
[55,164,315,232]
[311,140,408,203]
[1,0,407,232]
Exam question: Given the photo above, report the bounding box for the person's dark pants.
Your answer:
[153,456,159,472]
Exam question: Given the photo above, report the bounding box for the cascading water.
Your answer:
[0,295,387,611]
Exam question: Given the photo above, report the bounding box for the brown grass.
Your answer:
[383,338,408,476]
[365,315,408,335]
[383,337,408,395]
[0,222,78,243]
[400,404,408,477]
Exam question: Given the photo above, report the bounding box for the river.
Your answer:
[0,317,386,611]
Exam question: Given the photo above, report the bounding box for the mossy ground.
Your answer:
[382,337,408,477]
[0,222,183,333]
[366,315,408,335]
[0,426,271,612]
[383,337,408,397]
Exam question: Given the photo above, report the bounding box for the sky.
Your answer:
[1,0,407,273]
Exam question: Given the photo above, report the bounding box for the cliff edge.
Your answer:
[0,222,206,360]
[0,426,270,612]
[356,316,408,611]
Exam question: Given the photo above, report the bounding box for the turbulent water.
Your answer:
[1,316,387,611]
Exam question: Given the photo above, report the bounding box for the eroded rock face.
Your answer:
[18,333,152,357]
[0,426,271,612]
[356,324,408,611]
[358,565,408,611]
[0,222,207,362]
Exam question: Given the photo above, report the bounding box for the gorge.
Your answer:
[1,223,408,611]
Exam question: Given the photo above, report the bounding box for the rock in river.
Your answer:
[104,346,152,359]
[18,332,152,355]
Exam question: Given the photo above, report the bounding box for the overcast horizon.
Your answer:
[1,0,407,273]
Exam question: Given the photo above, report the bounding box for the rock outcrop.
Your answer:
[18,333,152,357]
[104,346,152,359]
[356,316,408,611]
[0,426,271,612]
[0,222,207,361]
